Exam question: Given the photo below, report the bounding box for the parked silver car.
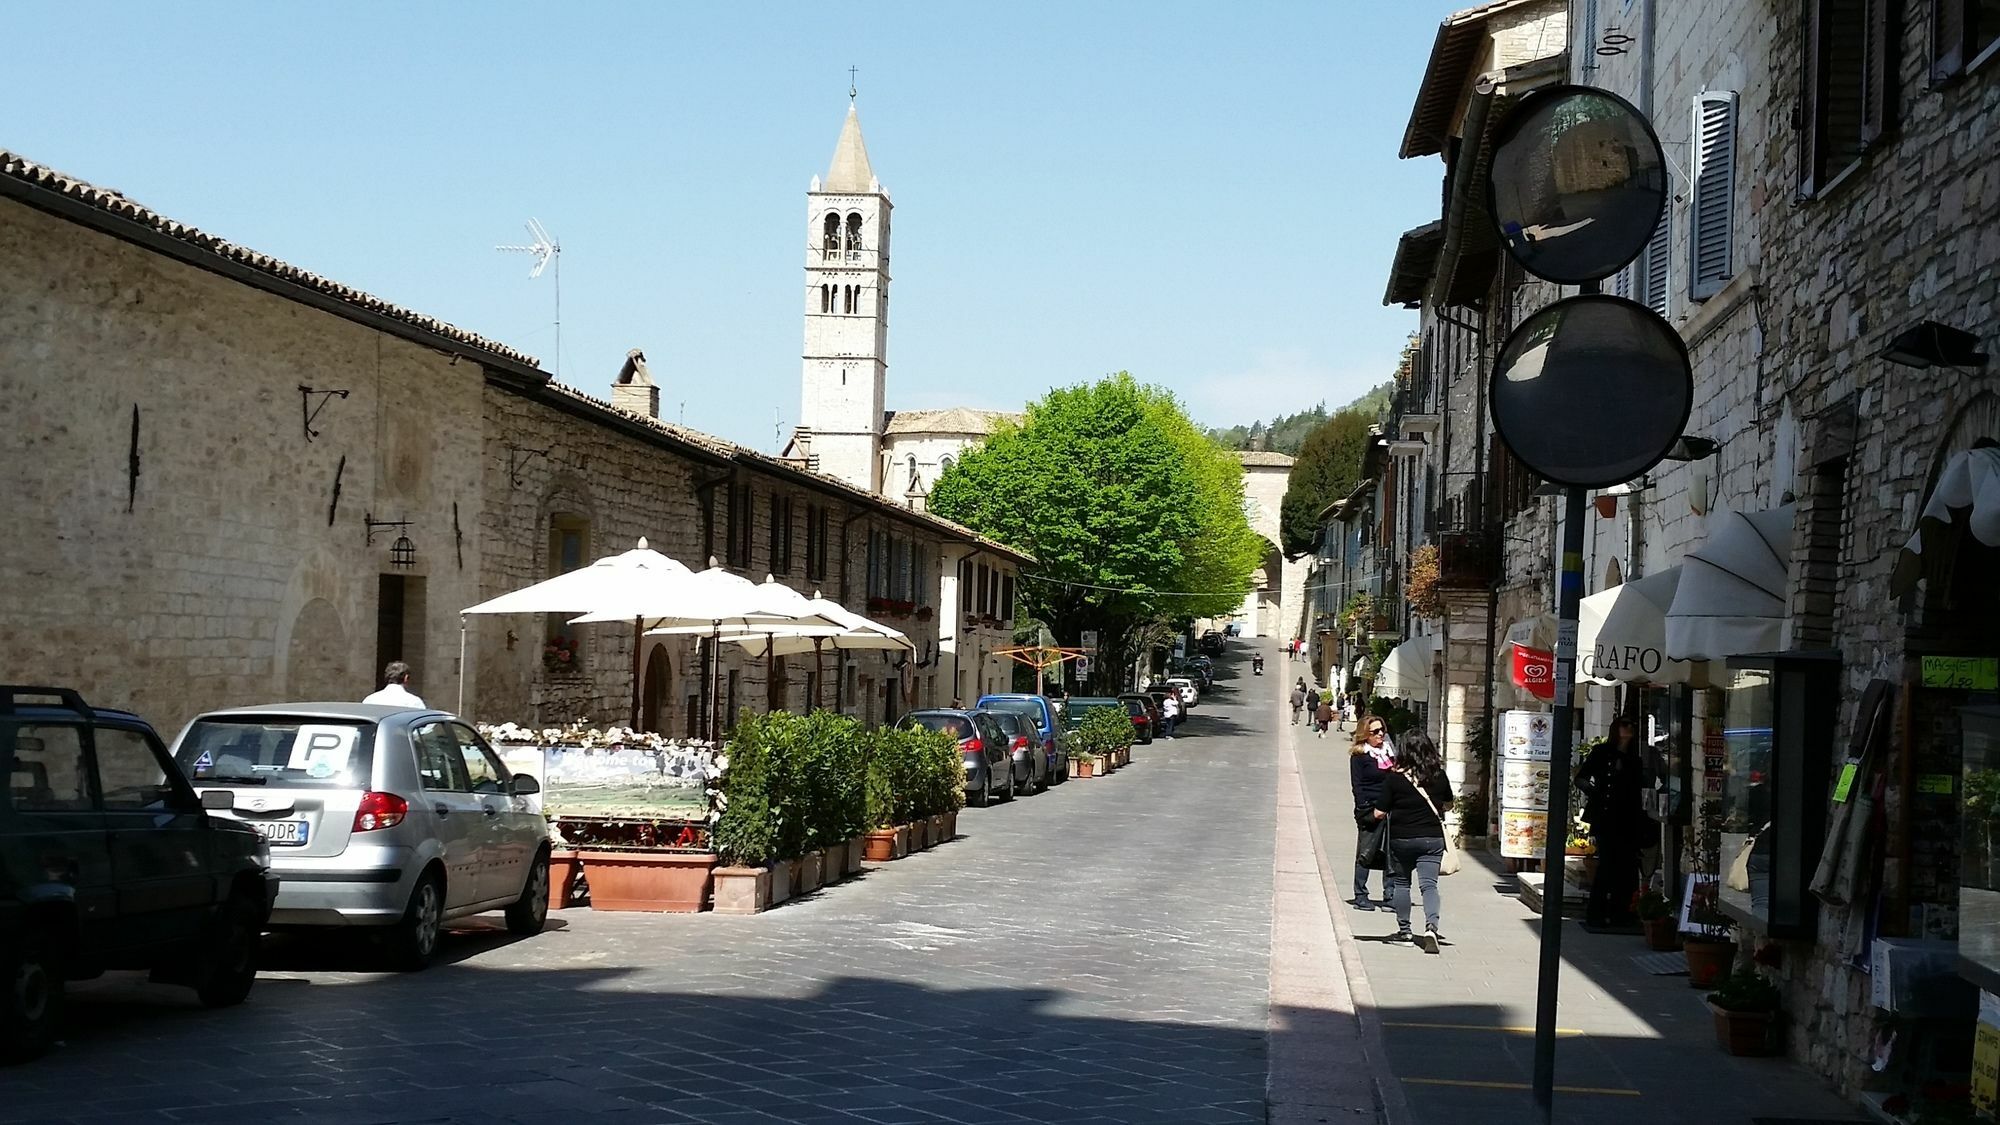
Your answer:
[169,703,548,969]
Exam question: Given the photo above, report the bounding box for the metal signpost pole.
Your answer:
[1532,484,1587,1118]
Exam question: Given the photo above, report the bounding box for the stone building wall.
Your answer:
[0,198,484,735]
[1745,0,2000,1091]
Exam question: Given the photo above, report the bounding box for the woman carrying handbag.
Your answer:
[1372,730,1456,953]
[1349,715,1394,909]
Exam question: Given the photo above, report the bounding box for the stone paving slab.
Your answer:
[7,655,1278,1125]
[1294,717,1866,1125]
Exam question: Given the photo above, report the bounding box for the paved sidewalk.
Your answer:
[1295,719,1864,1125]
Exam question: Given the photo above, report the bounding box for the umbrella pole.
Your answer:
[629,617,642,732]
[708,624,721,742]
[457,616,468,719]
[766,633,776,714]
[815,637,825,712]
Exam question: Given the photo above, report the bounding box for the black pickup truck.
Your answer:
[2,687,277,1060]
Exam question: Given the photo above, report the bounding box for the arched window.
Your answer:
[819,284,831,313]
[907,454,921,490]
[822,213,840,254]
[939,454,954,474]
[846,212,864,252]
[845,285,856,314]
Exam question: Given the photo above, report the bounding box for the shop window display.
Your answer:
[1716,653,1838,939]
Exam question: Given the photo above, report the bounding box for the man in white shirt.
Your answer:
[363,661,426,708]
[1160,693,1180,739]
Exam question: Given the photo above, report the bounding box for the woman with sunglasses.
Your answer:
[1348,716,1394,909]
[1372,730,1454,952]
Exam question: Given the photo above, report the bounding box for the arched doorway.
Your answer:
[641,644,671,733]
[284,598,348,700]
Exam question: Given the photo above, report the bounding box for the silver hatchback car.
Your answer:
[169,703,549,969]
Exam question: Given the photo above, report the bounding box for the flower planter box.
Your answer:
[864,828,899,862]
[548,849,583,912]
[909,820,931,851]
[941,812,958,841]
[712,865,772,914]
[846,836,866,874]
[575,851,716,913]
[1684,939,1736,989]
[1095,755,1113,774]
[799,849,825,894]
[821,846,845,886]
[768,859,796,906]
[1706,1001,1778,1056]
[928,813,948,845]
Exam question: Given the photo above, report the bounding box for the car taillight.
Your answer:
[960,738,983,753]
[1011,736,1028,751]
[352,791,408,832]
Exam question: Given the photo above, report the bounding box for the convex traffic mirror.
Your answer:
[1487,85,1667,285]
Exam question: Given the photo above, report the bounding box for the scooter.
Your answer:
[1252,655,1265,676]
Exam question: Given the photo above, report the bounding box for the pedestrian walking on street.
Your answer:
[1314,694,1334,738]
[1576,717,1654,928]
[1374,730,1454,953]
[363,661,424,708]
[1160,692,1181,739]
[1289,682,1306,725]
[1349,714,1394,909]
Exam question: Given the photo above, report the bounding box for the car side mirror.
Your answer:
[200,790,235,810]
[509,774,541,796]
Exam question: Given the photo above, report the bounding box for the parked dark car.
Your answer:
[898,710,1014,806]
[1199,631,1225,656]
[2,687,278,1060]
[974,694,1065,783]
[987,710,1047,794]
[1118,693,1158,744]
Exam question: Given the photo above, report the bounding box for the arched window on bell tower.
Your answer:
[822,213,840,255]
[819,284,831,313]
[846,212,864,254]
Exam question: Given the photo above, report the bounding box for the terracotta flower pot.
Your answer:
[1684,939,1736,989]
[864,828,899,862]
[712,865,771,914]
[1707,1001,1778,1056]
[575,851,717,912]
[548,849,583,912]
[799,849,825,894]
[768,859,796,906]
[1077,758,1095,778]
[1643,916,1682,951]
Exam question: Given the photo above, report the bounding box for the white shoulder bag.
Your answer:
[1405,771,1460,876]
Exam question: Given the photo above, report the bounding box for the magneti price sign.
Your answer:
[1922,655,1999,691]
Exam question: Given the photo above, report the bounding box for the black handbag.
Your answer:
[1356,814,1388,870]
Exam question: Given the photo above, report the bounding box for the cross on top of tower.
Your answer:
[848,66,858,102]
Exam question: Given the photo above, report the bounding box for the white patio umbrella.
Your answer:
[685,589,913,711]
[457,537,695,725]
[572,568,843,737]
[1666,504,1797,661]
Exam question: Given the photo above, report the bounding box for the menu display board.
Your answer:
[1500,710,1555,857]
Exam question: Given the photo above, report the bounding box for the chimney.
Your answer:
[611,349,658,418]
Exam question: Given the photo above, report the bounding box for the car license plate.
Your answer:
[251,819,309,846]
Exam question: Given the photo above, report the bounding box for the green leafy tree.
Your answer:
[931,373,1260,684]
[1279,407,1374,556]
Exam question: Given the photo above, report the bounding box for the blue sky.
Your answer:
[9,2,1460,450]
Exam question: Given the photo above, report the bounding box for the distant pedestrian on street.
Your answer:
[1349,714,1394,909]
[1160,692,1181,739]
[1314,695,1334,738]
[1576,717,1654,928]
[1289,683,1307,725]
[1373,730,1454,952]
[363,661,425,708]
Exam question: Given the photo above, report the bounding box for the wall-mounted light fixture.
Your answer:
[1661,435,1721,461]
[365,512,416,568]
[1881,320,1989,369]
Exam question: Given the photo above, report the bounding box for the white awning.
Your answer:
[1892,448,2000,596]
[1577,568,1692,685]
[1665,504,1796,661]
[1374,634,1437,702]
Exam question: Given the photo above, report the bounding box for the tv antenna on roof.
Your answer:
[497,218,562,376]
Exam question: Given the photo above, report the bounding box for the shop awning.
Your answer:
[1374,634,1438,702]
[1665,504,1796,661]
[1892,447,2000,596]
[1577,568,1692,685]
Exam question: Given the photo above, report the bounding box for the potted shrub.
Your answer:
[1706,969,1781,1055]
[1635,888,1679,951]
[1682,797,1736,986]
[711,710,777,913]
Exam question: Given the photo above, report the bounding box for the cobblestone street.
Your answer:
[5,661,1283,1125]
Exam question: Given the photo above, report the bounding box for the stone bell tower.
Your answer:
[798,99,891,492]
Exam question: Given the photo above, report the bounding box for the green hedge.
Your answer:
[716,710,958,866]
[1075,703,1135,758]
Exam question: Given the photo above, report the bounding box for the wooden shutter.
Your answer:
[1613,263,1633,300]
[1582,0,1601,77]
[1932,0,1969,82]
[1859,0,1899,146]
[1800,0,1825,193]
[1689,91,1739,300]
[1643,210,1671,314]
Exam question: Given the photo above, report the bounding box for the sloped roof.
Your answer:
[0,149,541,373]
[882,407,1021,436]
[823,105,879,193]
[1235,451,1296,469]
[1400,0,1557,159]
[1384,221,1444,307]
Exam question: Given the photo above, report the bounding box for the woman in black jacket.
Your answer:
[1349,715,1393,909]
[1373,730,1454,953]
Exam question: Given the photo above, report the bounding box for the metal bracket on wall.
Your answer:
[299,385,350,441]
[327,456,346,527]
[506,444,550,488]
[453,502,464,570]
[125,405,141,513]
[364,512,411,548]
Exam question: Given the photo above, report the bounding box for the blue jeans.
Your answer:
[1387,836,1445,932]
